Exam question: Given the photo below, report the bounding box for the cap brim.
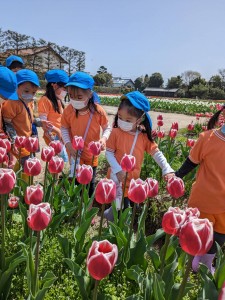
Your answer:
[0,89,18,100]
[17,79,40,87]
[65,82,90,89]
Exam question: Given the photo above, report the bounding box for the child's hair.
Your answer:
[114,97,153,142]
[44,82,65,113]
[8,61,24,70]
[207,106,225,130]
[18,82,38,89]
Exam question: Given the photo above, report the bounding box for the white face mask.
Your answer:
[118,118,134,132]
[57,90,67,100]
[21,93,34,103]
[70,98,87,110]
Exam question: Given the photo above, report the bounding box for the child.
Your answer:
[61,71,111,195]
[6,55,24,73]
[175,106,225,274]
[104,91,174,220]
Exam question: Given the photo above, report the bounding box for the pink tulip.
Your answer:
[0,147,7,164]
[87,240,118,280]
[169,129,177,139]
[0,138,11,152]
[15,136,26,148]
[24,158,42,176]
[185,207,200,221]
[157,114,163,120]
[24,137,39,153]
[120,154,136,172]
[0,169,16,194]
[201,125,207,131]
[49,140,63,155]
[76,164,93,184]
[48,156,64,174]
[186,139,196,148]
[8,196,19,208]
[41,146,55,162]
[25,184,43,205]
[166,176,185,199]
[162,207,186,235]
[27,203,52,231]
[218,281,225,300]
[88,141,101,156]
[157,120,164,127]
[187,123,194,131]
[95,178,116,204]
[157,130,165,139]
[128,178,149,204]
[72,135,84,151]
[145,178,159,198]
[171,122,178,130]
[179,218,213,256]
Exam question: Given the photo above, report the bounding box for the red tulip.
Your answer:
[48,156,64,174]
[0,138,11,152]
[15,136,26,148]
[87,240,118,280]
[41,146,55,162]
[128,178,149,204]
[76,164,93,184]
[49,140,63,155]
[0,169,16,194]
[157,120,164,127]
[72,135,84,151]
[145,178,159,198]
[171,122,179,130]
[169,129,177,139]
[166,176,185,199]
[218,281,225,300]
[186,139,196,148]
[25,184,43,205]
[157,130,165,139]
[157,114,163,120]
[27,203,52,231]
[120,154,136,172]
[95,178,116,204]
[201,125,207,131]
[187,123,194,131]
[88,141,101,156]
[8,196,19,208]
[0,147,8,164]
[24,137,39,153]
[179,218,213,256]
[162,207,186,235]
[24,158,42,176]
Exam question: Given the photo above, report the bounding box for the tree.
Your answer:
[181,70,201,86]
[143,74,149,88]
[148,72,164,88]
[188,77,207,90]
[167,76,182,89]
[94,72,113,87]
[97,66,108,74]
[189,84,209,99]
[209,75,223,89]
[64,47,79,75]
[209,87,225,100]
[52,44,68,69]
[76,51,85,71]
[0,28,7,53]
[134,77,143,90]
[4,30,29,54]
[25,37,44,73]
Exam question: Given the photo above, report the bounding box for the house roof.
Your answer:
[112,77,134,87]
[143,87,179,92]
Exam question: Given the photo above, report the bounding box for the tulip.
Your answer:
[157,114,163,120]
[187,123,194,131]
[49,140,63,155]
[15,136,26,148]
[24,157,42,176]
[76,164,93,185]
[186,139,195,148]
[120,154,136,172]
[128,178,149,204]
[72,135,84,151]
[169,129,177,139]
[87,240,118,280]
[8,196,19,208]
[48,156,64,174]
[162,206,186,235]
[0,138,11,152]
[185,207,200,221]
[27,202,52,231]
[41,146,55,162]
[201,125,207,131]
[88,141,101,156]
[0,168,16,194]
[25,184,43,205]
[24,137,39,153]
[157,130,165,139]
[166,176,185,199]
[145,178,159,198]
[218,282,225,300]
[171,122,178,130]
[95,178,116,205]
[179,218,213,256]
[157,120,164,127]
[0,147,7,164]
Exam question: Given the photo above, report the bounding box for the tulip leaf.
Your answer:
[146,229,165,247]
[57,234,72,259]
[109,222,128,249]
[147,249,161,271]
[125,265,145,291]
[34,271,57,300]
[18,201,29,238]
[168,282,195,300]
[49,206,77,232]
[199,267,218,300]
[215,260,225,289]
[162,260,178,295]
[118,207,132,230]
[152,273,165,300]
[125,295,143,300]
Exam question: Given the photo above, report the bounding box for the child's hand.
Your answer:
[42,120,53,131]
[65,142,77,159]
[11,144,19,155]
[99,137,106,151]
[116,170,126,182]
[163,172,175,182]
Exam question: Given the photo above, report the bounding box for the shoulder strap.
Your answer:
[19,99,32,124]
[78,111,94,157]
[130,130,139,155]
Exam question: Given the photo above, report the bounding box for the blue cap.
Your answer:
[92,91,101,103]
[45,69,69,84]
[16,69,40,87]
[6,55,24,67]
[66,71,94,89]
[121,91,152,128]
[0,67,18,100]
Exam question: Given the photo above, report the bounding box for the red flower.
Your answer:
[162,207,186,235]
[0,138,11,152]
[186,139,196,148]
[48,156,64,174]
[157,120,164,127]
[0,147,8,164]
[120,154,136,172]
[187,123,194,131]
[157,114,163,120]
[15,136,26,148]
[49,140,63,155]
[72,135,84,151]
[25,184,43,205]
[169,129,177,139]
[24,137,39,153]
[179,218,213,256]
[87,240,118,280]
[88,141,101,156]
[157,130,165,139]
[76,164,93,184]
[171,122,179,130]
[24,158,42,176]
[166,176,185,199]
[128,178,149,204]
[218,281,225,300]
[0,169,16,194]
[95,178,116,204]
[41,146,55,162]
[27,203,52,231]
[145,178,159,198]
[8,196,19,208]
[185,207,200,221]
[201,125,207,131]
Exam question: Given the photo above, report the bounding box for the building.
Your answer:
[112,77,135,88]
[143,87,179,97]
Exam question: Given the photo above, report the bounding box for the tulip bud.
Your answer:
[87,240,118,280]
[162,206,186,235]
[49,140,63,155]
[41,146,55,162]
[128,178,149,204]
[157,120,164,127]
[27,203,52,231]
[24,137,39,153]
[72,135,84,151]
[157,114,163,120]
[95,178,116,204]
[218,282,225,300]
[187,123,194,131]
[184,207,200,221]
[171,122,179,130]
[88,141,101,156]
[145,178,159,198]
[166,176,185,199]
[76,164,93,184]
[24,157,42,176]
[25,184,43,205]
[8,196,19,208]
[186,139,195,148]
[169,129,177,139]
[0,169,16,194]
[179,218,213,256]
[120,154,136,172]
[48,156,64,174]
[157,130,165,139]
[0,138,11,152]
[0,147,7,164]
[15,136,26,148]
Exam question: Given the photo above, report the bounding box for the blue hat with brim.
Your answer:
[6,55,24,67]
[92,91,101,103]
[66,71,94,89]
[45,69,69,84]
[16,69,40,87]
[121,91,152,128]
[0,67,18,100]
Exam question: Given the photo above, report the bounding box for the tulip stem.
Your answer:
[124,203,137,263]
[159,233,170,276]
[98,204,105,239]
[137,198,150,240]
[43,162,48,197]
[120,172,128,215]
[176,254,193,300]
[0,194,6,269]
[172,197,176,207]
[92,280,99,300]
[79,185,85,226]
[33,231,40,296]
[50,174,57,208]
[73,151,78,180]
[18,148,21,176]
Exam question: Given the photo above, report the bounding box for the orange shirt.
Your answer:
[0,104,5,134]
[188,129,225,214]
[106,127,158,196]
[61,104,108,166]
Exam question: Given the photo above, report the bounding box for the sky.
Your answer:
[1,0,225,83]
